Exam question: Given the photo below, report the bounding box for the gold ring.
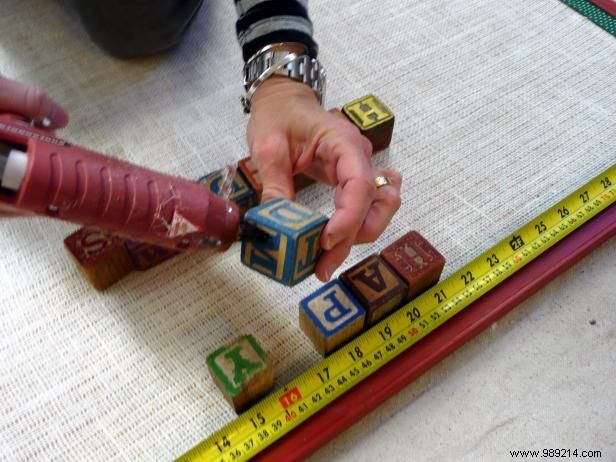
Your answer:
[374,175,393,189]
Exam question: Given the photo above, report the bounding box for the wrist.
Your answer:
[251,76,320,110]
[241,44,325,113]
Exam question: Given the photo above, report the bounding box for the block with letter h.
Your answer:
[241,198,328,286]
[299,280,366,355]
[342,94,395,153]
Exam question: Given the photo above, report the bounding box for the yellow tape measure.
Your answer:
[178,165,616,462]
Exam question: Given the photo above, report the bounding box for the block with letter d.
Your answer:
[241,198,328,286]
[299,280,366,355]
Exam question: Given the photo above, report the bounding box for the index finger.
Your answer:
[0,76,68,128]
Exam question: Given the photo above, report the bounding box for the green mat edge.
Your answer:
[560,0,616,36]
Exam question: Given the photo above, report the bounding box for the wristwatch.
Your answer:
[241,43,326,113]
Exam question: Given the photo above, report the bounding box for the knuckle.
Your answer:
[392,193,402,212]
[354,175,377,196]
[262,182,295,202]
[383,187,402,211]
[361,136,373,158]
[251,132,286,163]
[389,170,403,186]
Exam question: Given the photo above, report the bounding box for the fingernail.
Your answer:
[48,106,69,128]
[57,110,69,127]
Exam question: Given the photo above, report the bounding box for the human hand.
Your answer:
[247,77,401,282]
[0,75,69,128]
[0,75,69,216]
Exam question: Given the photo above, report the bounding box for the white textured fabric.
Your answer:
[0,0,614,461]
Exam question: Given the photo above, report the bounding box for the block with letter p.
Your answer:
[299,280,366,355]
[241,198,328,286]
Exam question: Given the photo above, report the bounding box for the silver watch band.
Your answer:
[241,46,326,113]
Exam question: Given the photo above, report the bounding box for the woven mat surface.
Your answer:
[0,0,614,460]
[562,0,616,35]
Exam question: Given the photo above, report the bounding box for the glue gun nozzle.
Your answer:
[239,222,270,243]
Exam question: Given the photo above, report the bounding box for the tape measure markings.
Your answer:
[177,166,615,462]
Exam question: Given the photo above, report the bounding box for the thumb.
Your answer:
[250,132,296,204]
[0,75,69,128]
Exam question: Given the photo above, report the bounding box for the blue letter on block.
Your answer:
[299,280,366,354]
[267,201,315,229]
[241,227,287,280]
[242,198,328,286]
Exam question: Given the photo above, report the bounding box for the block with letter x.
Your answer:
[207,335,275,413]
[299,280,366,355]
[241,198,328,286]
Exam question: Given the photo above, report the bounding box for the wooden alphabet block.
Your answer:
[237,156,263,202]
[381,231,446,302]
[342,95,395,152]
[339,254,407,326]
[241,198,328,286]
[198,168,257,213]
[207,335,275,413]
[299,280,366,355]
[64,227,134,291]
[124,240,178,271]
